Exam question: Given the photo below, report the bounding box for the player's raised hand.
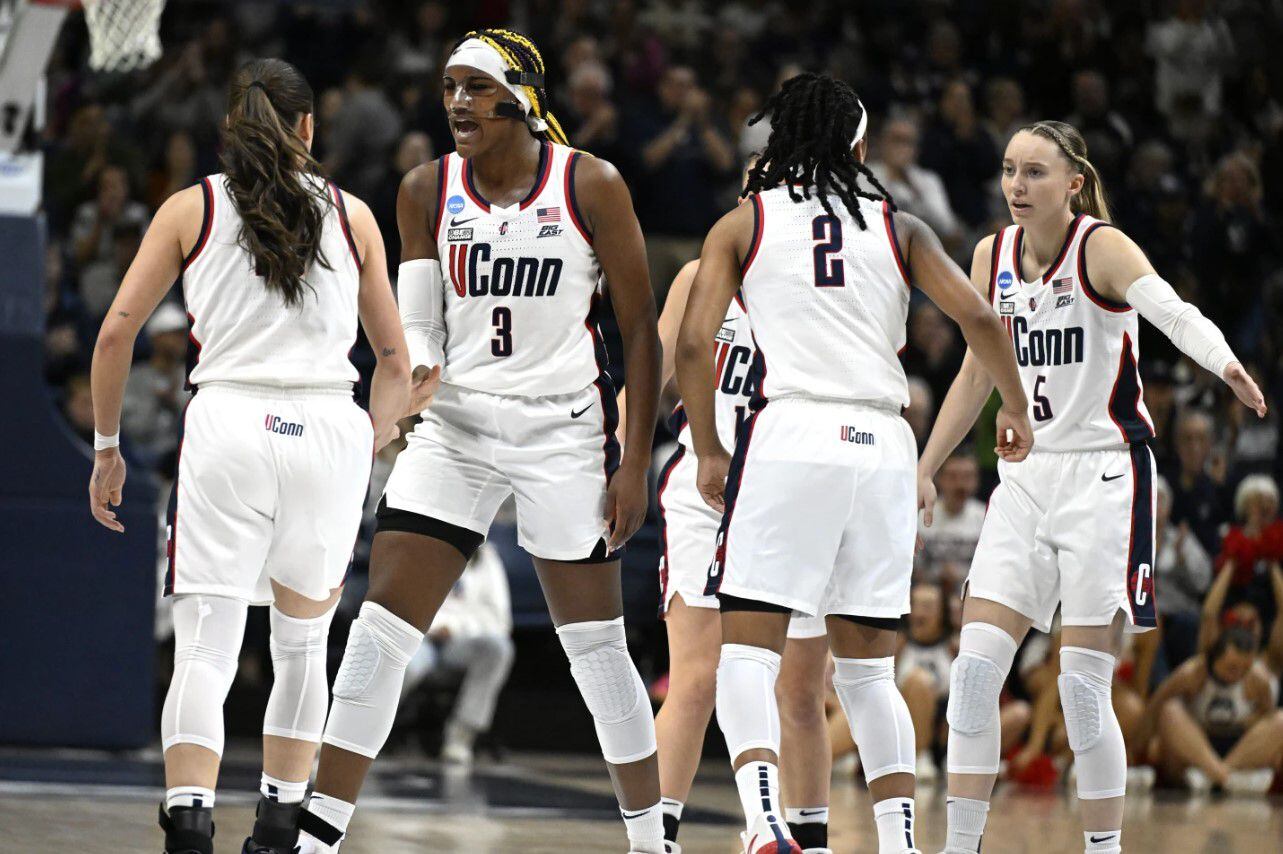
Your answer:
[696,446,732,512]
[605,463,648,551]
[406,364,442,416]
[917,467,938,528]
[88,448,127,532]
[1223,362,1267,418]
[995,406,1034,462]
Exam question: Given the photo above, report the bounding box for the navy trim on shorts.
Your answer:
[703,403,765,596]
[1107,332,1155,444]
[833,613,902,631]
[718,592,790,615]
[1125,443,1157,628]
[163,395,195,596]
[655,444,686,617]
[375,496,484,560]
[539,538,620,565]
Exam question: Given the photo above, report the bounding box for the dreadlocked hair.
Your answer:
[452,28,570,146]
[743,72,894,230]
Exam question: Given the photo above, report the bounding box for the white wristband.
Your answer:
[94,430,120,451]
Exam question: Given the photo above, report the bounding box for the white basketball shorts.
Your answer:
[164,383,373,605]
[705,398,917,620]
[966,445,1158,633]
[381,378,620,561]
[657,443,825,639]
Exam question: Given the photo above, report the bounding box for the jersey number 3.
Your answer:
[492,306,513,357]
[812,215,844,287]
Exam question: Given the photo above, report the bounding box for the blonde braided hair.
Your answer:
[455,28,570,145]
[1021,120,1111,222]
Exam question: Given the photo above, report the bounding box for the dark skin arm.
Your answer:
[674,202,752,511]
[395,162,444,413]
[576,156,661,549]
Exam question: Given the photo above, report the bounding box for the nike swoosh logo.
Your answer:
[570,404,594,419]
[1000,290,1018,299]
[1090,835,1116,843]
[621,810,651,819]
[1101,473,1125,482]
[797,809,827,817]
[450,216,477,226]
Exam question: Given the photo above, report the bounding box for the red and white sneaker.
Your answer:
[740,812,803,854]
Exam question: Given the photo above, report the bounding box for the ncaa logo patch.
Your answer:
[997,270,1014,290]
[446,194,465,215]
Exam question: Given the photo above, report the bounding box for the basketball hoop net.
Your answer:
[81,0,165,72]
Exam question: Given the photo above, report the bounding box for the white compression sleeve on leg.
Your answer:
[1125,273,1238,377]
[263,604,336,743]
[946,622,1018,775]
[1058,646,1127,800]
[832,657,915,782]
[716,643,783,760]
[556,618,657,764]
[322,602,424,759]
[161,595,248,756]
[397,258,446,371]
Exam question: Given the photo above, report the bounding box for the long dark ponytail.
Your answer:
[219,58,332,307]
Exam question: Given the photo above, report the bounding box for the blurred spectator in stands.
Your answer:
[564,61,622,164]
[868,116,963,258]
[61,372,96,445]
[1155,475,1214,670]
[323,59,403,200]
[1225,364,1279,484]
[917,452,986,588]
[1215,475,1283,627]
[902,301,964,406]
[1065,70,1133,188]
[918,21,975,105]
[1141,361,1179,473]
[1166,409,1230,557]
[122,303,191,477]
[630,64,735,300]
[71,165,149,318]
[921,79,999,233]
[1116,140,1189,276]
[44,104,143,234]
[1190,152,1280,356]
[389,0,448,78]
[146,131,199,211]
[983,77,1028,152]
[374,132,433,273]
[905,376,935,452]
[735,62,802,162]
[1146,0,1236,136]
[896,581,955,782]
[130,37,229,156]
[401,543,515,766]
[44,242,90,387]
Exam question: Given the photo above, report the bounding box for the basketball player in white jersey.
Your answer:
[87,60,410,854]
[675,74,1032,854]
[919,121,1267,854]
[637,257,832,854]
[296,29,665,854]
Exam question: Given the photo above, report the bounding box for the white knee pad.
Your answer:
[832,657,915,781]
[1058,646,1126,800]
[322,602,423,759]
[716,643,783,761]
[162,595,248,756]
[263,604,336,743]
[945,622,1018,775]
[556,618,656,764]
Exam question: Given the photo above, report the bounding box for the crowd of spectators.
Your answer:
[35,0,1283,780]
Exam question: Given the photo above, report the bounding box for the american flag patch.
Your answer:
[537,207,561,223]
[1052,277,1073,294]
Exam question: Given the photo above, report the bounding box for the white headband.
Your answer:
[851,99,868,148]
[446,38,548,132]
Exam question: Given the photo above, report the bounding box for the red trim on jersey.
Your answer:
[1106,331,1154,442]
[181,178,214,271]
[449,243,468,297]
[733,288,747,311]
[714,341,730,383]
[433,155,450,243]
[1078,222,1131,313]
[1124,449,1139,623]
[987,231,1003,304]
[329,183,363,272]
[740,194,764,276]
[1010,214,1083,284]
[462,142,551,213]
[882,201,911,289]
[1041,213,1084,283]
[1011,225,1022,275]
[564,151,593,244]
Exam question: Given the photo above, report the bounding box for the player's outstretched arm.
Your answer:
[675,204,748,511]
[576,156,661,549]
[88,185,198,532]
[396,162,446,414]
[1085,226,1266,417]
[345,190,411,450]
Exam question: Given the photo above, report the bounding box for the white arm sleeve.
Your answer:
[397,258,446,371]
[1125,273,1238,378]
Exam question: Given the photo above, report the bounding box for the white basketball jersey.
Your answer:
[183,174,361,388]
[741,188,911,408]
[670,295,755,448]
[435,142,605,397]
[989,214,1154,451]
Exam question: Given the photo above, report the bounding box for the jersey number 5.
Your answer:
[812,215,844,287]
[492,306,513,357]
[1033,374,1053,421]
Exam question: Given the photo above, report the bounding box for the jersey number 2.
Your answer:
[812,215,844,287]
[492,306,512,357]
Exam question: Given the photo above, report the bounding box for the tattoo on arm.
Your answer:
[381,347,397,357]
[117,310,130,318]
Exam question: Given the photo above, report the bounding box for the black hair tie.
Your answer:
[246,80,269,93]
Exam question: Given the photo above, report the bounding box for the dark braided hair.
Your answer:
[743,73,894,230]
[450,29,570,145]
